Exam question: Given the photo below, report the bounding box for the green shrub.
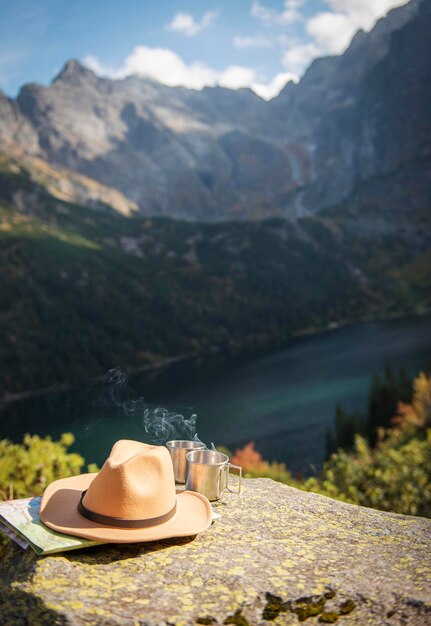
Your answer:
[305,430,431,516]
[233,373,431,517]
[0,433,91,500]
[306,372,431,516]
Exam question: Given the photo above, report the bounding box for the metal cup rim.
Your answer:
[186,449,229,466]
[166,440,206,449]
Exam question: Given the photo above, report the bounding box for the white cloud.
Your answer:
[306,12,353,54]
[83,0,409,101]
[218,66,256,90]
[166,11,217,37]
[281,0,410,74]
[85,47,217,90]
[252,71,298,99]
[286,0,304,8]
[251,1,275,23]
[83,55,117,77]
[281,42,321,75]
[251,0,303,25]
[233,34,272,49]
[307,0,411,56]
[326,0,409,29]
[83,46,294,100]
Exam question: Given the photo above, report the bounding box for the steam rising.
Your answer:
[101,367,201,444]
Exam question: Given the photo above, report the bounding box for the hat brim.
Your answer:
[40,473,212,543]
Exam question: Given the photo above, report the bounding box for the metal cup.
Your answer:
[185,449,242,501]
[166,440,206,484]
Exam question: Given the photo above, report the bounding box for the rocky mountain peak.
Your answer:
[52,59,96,86]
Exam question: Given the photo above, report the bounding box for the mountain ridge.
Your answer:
[0,0,429,221]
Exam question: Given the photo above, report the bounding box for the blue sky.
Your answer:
[0,0,409,99]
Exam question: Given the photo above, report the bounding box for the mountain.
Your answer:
[0,0,430,396]
[0,154,429,395]
[0,0,429,221]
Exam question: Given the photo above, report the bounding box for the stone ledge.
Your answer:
[0,478,430,625]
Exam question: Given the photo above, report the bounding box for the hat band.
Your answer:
[77,490,177,528]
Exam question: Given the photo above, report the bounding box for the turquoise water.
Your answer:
[1,314,430,474]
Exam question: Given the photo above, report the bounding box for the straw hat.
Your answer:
[40,439,212,542]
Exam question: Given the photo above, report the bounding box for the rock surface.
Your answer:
[0,478,430,625]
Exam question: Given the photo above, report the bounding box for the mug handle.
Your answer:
[225,463,242,495]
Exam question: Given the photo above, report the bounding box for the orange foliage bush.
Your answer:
[231,442,264,471]
[231,442,297,485]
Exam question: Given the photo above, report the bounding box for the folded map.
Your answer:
[0,497,221,556]
[0,497,104,555]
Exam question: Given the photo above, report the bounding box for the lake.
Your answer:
[1,314,430,475]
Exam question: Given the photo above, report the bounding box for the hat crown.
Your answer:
[82,440,176,520]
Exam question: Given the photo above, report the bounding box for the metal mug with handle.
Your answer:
[185,449,242,501]
[166,440,206,484]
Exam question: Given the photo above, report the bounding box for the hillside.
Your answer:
[0,0,430,395]
[1,154,429,396]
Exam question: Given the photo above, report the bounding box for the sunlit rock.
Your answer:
[1,478,430,625]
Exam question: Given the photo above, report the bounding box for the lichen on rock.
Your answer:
[0,478,430,625]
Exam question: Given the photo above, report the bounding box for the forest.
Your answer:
[1,158,429,397]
